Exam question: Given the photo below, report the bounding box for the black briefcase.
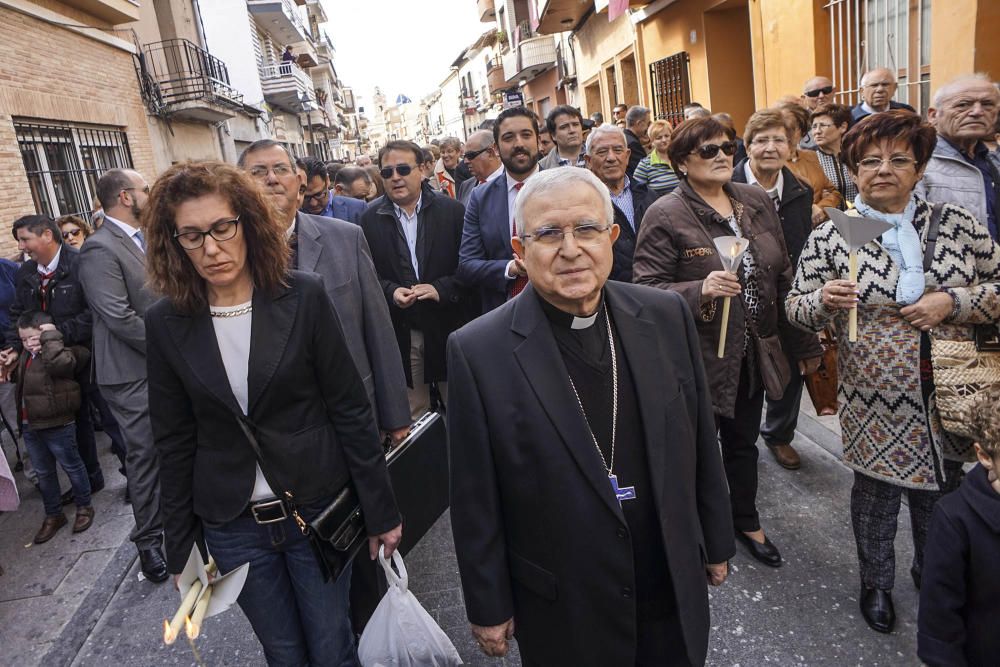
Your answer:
[386,410,449,556]
[350,410,449,631]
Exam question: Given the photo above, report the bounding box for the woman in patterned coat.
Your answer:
[786,110,1000,635]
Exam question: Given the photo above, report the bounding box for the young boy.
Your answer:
[918,386,1000,666]
[10,311,94,543]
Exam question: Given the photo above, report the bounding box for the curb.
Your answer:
[43,537,138,666]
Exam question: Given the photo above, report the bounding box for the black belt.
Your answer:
[240,497,289,525]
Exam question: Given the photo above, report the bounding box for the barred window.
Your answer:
[15,120,133,218]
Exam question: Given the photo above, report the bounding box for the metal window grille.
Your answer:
[826,0,931,113]
[15,120,133,219]
[648,52,691,127]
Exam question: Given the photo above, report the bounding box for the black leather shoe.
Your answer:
[860,586,895,633]
[138,547,169,583]
[736,531,782,567]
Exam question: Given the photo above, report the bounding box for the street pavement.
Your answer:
[1,398,926,666]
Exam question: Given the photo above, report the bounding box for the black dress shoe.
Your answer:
[736,531,782,567]
[860,586,895,633]
[138,547,169,583]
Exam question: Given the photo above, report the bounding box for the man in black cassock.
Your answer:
[447,167,735,666]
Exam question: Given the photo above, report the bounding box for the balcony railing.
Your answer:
[136,39,243,120]
[261,62,313,88]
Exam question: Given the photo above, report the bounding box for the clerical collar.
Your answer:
[537,291,606,329]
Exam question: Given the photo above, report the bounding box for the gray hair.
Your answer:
[625,105,650,128]
[860,67,897,87]
[439,136,462,151]
[513,168,614,237]
[585,124,628,155]
[932,73,998,108]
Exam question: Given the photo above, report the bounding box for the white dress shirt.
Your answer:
[393,194,423,280]
[37,246,62,275]
[103,214,145,253]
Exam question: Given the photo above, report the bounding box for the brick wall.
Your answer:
[0,4,156,257]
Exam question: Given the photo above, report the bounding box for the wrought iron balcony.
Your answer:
[136,39,243,122]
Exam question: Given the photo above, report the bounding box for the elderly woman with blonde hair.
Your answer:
[631,119,679,196]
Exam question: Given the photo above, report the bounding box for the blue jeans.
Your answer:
[22,423,91,516]
[204,502,359,667]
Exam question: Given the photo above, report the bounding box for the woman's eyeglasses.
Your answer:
[691,141,738,160]
[62,229,83,240]
[804,86,834,97]
[380,164,414,179]
[174,217,240,250]
[856,156,917,172]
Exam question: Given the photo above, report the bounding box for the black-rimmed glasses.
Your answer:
[174,217,240,250]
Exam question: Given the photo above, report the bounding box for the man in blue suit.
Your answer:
[458,106,543,313]
[298,156,367,224]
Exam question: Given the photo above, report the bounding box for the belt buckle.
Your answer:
[250,499,287,525]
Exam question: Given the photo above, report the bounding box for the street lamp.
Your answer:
[299,91,317,156]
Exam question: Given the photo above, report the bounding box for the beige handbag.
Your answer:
[923,203,1000,440]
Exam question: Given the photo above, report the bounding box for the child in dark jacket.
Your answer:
[9,311,94,544]
[918,386,1000,667]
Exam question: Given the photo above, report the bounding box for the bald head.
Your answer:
[929,74,1000,150]
[464,129,501,182]
[860,68,897,112]
[802,76,835,109]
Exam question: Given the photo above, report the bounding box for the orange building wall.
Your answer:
[748,0,830,106]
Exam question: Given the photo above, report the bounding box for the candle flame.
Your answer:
[185,616,198,640]
[163,619,175,645]
[730,243,739,258]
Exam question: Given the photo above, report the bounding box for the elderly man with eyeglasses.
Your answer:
[448,166,733,666]
[584,124,660,282]
[850,67,915,125]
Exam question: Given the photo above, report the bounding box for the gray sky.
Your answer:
[321,0,490,111]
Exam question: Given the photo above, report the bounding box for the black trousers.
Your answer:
[520,613,692,666]
[717,360,766,533]
[850,460,963,590]
[74,373,103,489]
[760,348,804,447]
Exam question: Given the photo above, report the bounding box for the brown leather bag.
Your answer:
[804,330,839,416]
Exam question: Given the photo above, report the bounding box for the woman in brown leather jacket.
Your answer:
[633,117,822,569]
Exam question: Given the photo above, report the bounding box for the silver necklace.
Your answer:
[210,303,253,318]
[565,309,635,504]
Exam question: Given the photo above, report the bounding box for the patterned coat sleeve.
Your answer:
[785,222,841,333]
[941,205,1000,324]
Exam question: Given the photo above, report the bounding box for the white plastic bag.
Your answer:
[358,546,463,667]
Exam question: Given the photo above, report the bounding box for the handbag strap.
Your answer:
[233,412,305,524]
[922,202,945,272]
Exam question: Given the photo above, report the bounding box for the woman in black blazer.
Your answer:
[143,161,401,666]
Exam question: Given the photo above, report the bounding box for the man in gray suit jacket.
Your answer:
[78,168,166,583]
[240,140,412,442]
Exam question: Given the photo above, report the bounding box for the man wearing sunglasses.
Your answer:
[297,156,366,225]
[799,76,837,150]
[457,130,504,207]
[359,140,471,419]
[77,168,168,584]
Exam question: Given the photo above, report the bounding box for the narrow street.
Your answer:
[2,400,921,666]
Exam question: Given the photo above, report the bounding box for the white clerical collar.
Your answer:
[571,311,599,329]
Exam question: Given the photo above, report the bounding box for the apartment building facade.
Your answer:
[0,0,156,256]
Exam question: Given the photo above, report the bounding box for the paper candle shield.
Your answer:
[177,544,249,620]
[825,207,893,250]
[713,235,750,272]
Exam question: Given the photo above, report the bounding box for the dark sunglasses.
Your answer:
[804,86,834,97]
[463,146,491,162]
[62,229,83,239]
[692,141,737,160]
[380,164,414,179]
